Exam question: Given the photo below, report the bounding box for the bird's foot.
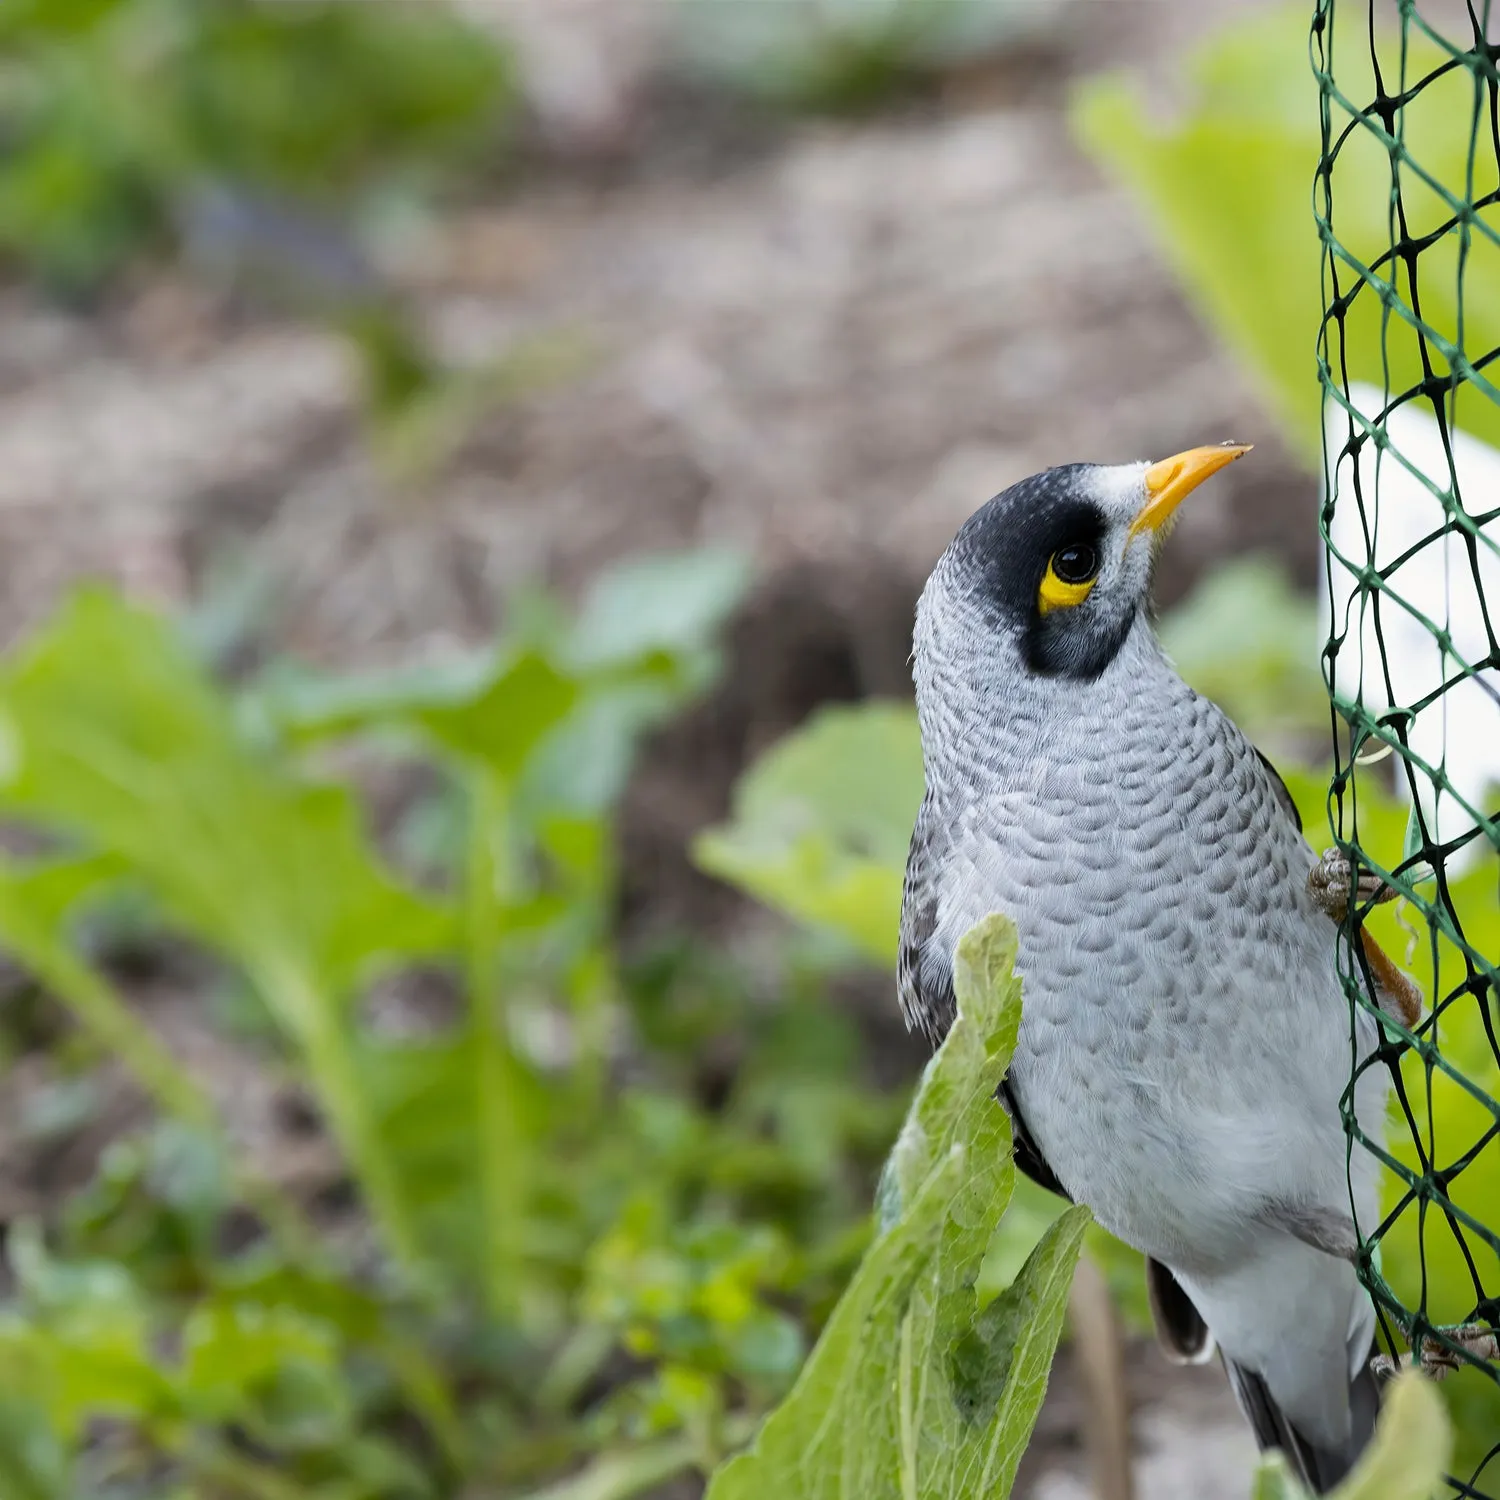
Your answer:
[1306,848,1397,922]
[1307,850,1423,1026]
[1418,1324,1500,1379]
[1372,1324,1500,1382]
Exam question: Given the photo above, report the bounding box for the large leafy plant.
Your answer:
[706,915,1089,1500]
[0,551,886,1497]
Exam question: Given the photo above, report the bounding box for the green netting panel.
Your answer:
[1314,1,1500,1491]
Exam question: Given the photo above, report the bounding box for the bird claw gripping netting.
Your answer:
[1314,0,1500,1490]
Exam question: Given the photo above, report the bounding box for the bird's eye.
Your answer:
[1051,544,1098,583]
[1037,543,1100,615]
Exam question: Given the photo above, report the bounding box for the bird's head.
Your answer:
[915,444,1251,686]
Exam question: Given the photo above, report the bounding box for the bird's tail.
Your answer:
[1223,1346,1381,1495]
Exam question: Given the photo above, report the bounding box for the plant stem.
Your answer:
[465,766,528,1320]
[187,1438,308,1500]
[5,922,313,1257]
[22,933,214,1127]
[264,958,423,1273]
[1067,1255,1135,1500]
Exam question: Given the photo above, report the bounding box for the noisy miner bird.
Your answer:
[899,445,1422,1492]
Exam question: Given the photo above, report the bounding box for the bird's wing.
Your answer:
[898,788,952,1041]
[1223,1344,1380,1495]
[1253,745,1303,834]
[900,791,1070,1199]
[1146,1258,1214,1363]
[1000,1078,1071,1200]
[1254,1200,1358,1262]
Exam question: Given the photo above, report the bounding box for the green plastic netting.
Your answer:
[1314,0,1500,1490]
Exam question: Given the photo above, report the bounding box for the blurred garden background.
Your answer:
[0,2,1495,1498]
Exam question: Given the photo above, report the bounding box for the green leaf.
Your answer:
[0,854,217,1128]
[0,1226,172,1442]
[263,644,579,780]
[523,547,751,816]
[357,1034,493,1284]
[694,702,924,962]
[565,548,750,676]
[0,1399,69,1500]
[1335,1372,1451,1500]
[208,1260,462,1464]
[0,589,456,1269]
[180,1300,338,1422]
[263,547,749,814]
[706,914,1089,1500]
[1251,1455,1310,1500]
[0,591,454,997]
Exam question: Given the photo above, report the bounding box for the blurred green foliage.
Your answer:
[1156,556,1326,762]
[695,704,922,965]
[1072,5,1500,461]
[0,0,541,493]
[0,550,925,1498]
[676,0,1051,115]
[0,0,515,294]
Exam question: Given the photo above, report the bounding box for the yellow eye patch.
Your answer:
[1037,547,1099,614]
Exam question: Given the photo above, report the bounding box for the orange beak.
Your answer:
[1128,443,1252,539]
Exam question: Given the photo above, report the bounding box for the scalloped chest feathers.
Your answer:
[925,647,1354,1268]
